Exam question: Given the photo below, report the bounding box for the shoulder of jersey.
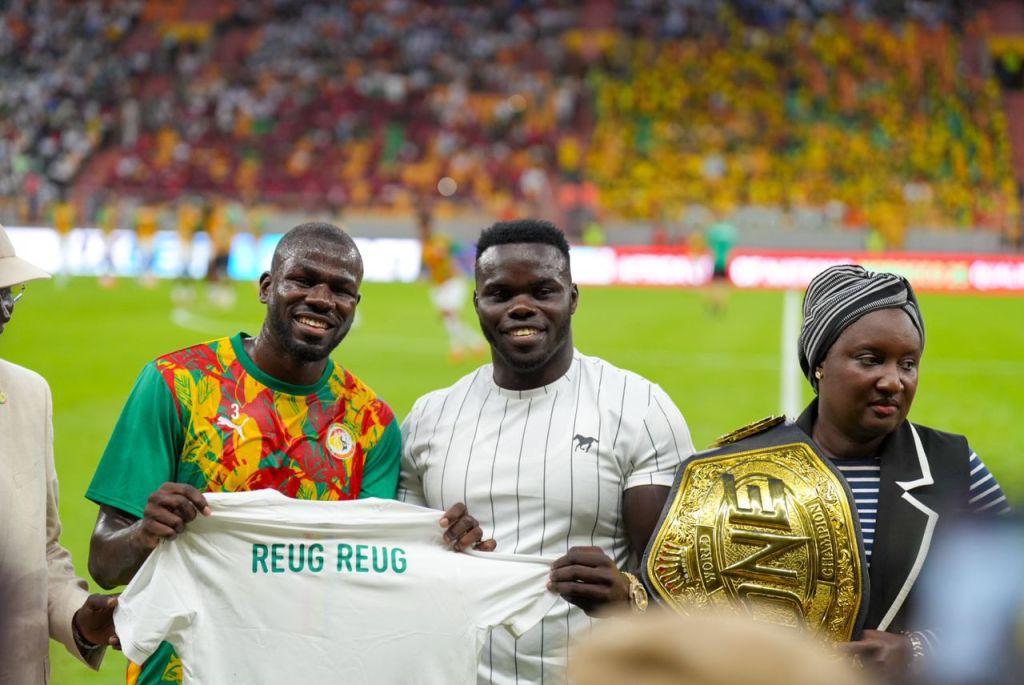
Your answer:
[598,355,664,392]
[414,367,483,407]
[156,337,231,368]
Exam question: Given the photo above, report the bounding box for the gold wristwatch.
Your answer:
[622,571,649,613]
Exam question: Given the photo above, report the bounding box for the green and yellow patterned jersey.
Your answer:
[87,333,401,685]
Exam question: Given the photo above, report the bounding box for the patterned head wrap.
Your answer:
[798,264,925,391]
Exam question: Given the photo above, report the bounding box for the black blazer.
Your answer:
[796,400,971,632]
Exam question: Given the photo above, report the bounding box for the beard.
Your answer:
[481,317,572,374]
[267,311,339,363]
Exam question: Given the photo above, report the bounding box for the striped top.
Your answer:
[832,449,1010,563]
[832,458,882,559]
[398,352,695,685]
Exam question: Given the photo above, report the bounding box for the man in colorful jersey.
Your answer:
[86,222,488,685]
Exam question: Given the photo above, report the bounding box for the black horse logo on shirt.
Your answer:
[573,434,598,453]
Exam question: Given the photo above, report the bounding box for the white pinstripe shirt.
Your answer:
[399,351,695,685]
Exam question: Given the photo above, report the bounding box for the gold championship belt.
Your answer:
[642,417,868,642]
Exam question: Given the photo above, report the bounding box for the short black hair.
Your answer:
[271,222,358,271]
[475,219,570,263]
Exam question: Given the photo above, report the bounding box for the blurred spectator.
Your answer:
[2,0,1017,241]
[590,5,1018,238]
[570,610,873,685]
[0,0,142,220]
[913,517,1024,685]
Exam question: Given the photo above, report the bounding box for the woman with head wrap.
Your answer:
[795,264,1010,681]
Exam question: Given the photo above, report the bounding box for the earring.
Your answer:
[814,369,823,380]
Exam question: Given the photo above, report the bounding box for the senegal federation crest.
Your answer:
[643,430,866,643]
[326,423,356,460]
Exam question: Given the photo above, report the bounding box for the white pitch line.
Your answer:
[170,308,255,334]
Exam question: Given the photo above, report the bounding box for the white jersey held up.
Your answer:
[114,491,559,685]
[398,351,695,685]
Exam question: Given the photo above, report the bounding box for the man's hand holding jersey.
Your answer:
[437,502,639,616]
[548,546,630,616]
[547,485,669,615]
[439,502,496,552]
[135,483,212,549]
[74,593,122,651]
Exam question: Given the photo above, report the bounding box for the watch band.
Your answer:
[904,631,927,661]
[622,571,649,613]
[72,614,99,655]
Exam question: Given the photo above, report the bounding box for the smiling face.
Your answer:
[474,242,578,390]
[815,308,923,453]
[258,241,362,365]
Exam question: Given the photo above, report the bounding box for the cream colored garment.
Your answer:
[0,359,102,684]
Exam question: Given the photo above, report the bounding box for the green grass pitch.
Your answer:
[2,277,1020,683]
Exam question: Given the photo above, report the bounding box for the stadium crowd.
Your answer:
[593,3,1018,244]
[0,1,143,218]
[1,0,1020,245]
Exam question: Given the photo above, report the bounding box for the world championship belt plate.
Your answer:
[641,417,869,642]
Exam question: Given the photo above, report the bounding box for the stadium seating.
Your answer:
[1,0,1019,243]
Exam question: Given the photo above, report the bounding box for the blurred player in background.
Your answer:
[95,194,119,289]
[50,194,76,284]
[205,198,238,309]
[133,202,160,288]
[171,196,202,305]
[417,203,483,362]
[703,215,736,315]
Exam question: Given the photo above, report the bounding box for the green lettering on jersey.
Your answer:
[337,543,354,571]
[392,547,407,574]
[334,543,408,574]
[252,544,269,573]
[309,543,325,572]
[271,543,286,573]
[355,544,369,573]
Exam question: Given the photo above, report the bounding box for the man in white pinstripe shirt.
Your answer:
[398,219,696,685]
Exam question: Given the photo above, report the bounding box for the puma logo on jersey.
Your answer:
[573,434,598,452]
[216,415,246,438]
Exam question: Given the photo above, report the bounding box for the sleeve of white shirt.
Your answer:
[114,541,195,666]
[397,395,429,506]
[624,382,695,490]
[460,551,560,638]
